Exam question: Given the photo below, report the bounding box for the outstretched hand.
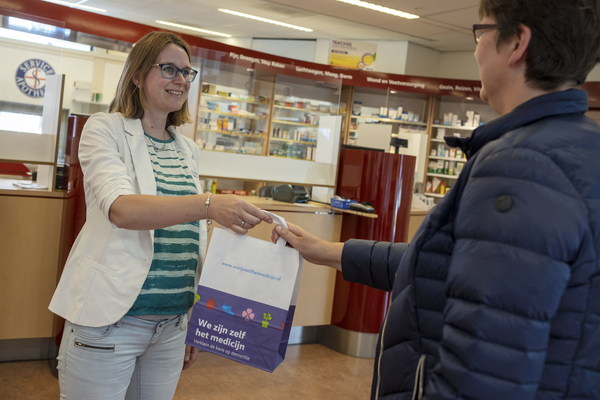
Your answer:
[271,222,344,271]
[209,195,272,234]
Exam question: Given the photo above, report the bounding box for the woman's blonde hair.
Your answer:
[109,31,193,127]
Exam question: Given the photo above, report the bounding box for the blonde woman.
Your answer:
[50,31,271,399]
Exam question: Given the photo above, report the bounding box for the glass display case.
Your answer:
[192,58,342,187]
[269,75,340,161]
[423,95,499,202]
[348,87,428,147]
[195,62,274,156]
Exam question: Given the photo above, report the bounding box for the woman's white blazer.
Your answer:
[49,112,207,327]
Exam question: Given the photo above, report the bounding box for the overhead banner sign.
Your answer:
[328,39,377,71]
[196,48,482,98]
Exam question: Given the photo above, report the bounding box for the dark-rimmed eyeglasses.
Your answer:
[152,63,198,82]
[473,24,500,44]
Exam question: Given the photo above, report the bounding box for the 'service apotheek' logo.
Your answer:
[15,59,55,98]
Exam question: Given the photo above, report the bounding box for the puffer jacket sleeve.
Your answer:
[424,144,588,400]
[341,239,409,291]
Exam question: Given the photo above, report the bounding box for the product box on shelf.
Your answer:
[465,111,474,127]
[201,84,216,94]
[452,114,459,127]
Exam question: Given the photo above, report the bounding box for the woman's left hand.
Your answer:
[183,344,199,370]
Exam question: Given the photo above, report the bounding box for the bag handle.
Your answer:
[263,211,289,247]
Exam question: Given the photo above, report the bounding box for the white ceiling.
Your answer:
[80,0,481,52]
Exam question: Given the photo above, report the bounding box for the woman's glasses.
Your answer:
[152,64,198,82]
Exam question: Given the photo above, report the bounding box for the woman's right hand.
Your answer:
[208,194,272,235]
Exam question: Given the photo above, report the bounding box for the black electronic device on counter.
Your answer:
[349,201,375,213]
[272,184,309,203]
[390,137,409,154]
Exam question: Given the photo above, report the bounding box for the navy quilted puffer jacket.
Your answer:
[342,89,600,400]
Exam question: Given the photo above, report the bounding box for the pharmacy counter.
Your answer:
[0,180,75,344]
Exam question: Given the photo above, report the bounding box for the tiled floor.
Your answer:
[0,344,373,400]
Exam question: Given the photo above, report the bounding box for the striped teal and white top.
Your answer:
[126,133,200,316]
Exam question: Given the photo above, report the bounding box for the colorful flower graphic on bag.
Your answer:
[194,294,201,305]
[221,303,234,315]
[242,308,255,321]
[262,313,272,328]
[206,297,215,310]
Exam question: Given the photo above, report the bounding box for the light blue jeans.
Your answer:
[57,314,188,400]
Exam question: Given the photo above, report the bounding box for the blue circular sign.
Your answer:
[15,59,55,98]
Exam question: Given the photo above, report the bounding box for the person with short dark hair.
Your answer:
[273,1,600,399]
[50,31,272,399]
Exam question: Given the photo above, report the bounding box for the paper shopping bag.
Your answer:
[185,212,303,372]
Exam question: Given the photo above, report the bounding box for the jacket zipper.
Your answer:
[374,312,426,400]
[74,339,115,352]
[412,355,426,400]
[375,311,391,399]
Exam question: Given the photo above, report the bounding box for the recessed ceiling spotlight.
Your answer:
[41,0,107,13]
[155,21,232,38]
[466,97,474,101]
[217,9,313,32]
[336,0,419,19]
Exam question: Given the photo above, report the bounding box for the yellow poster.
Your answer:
[329,39,377,70]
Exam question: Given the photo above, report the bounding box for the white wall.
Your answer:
[251,39,317,63]
[437,51,480,80]
[404,43,441,78]
[370,41,409,75]
[1,39,90,107]
[0,37,126,109]
[314,39,331,65]
[209,37,253,50]
[587,64,600,82]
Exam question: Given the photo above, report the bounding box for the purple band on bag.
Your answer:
[186,285,295,372]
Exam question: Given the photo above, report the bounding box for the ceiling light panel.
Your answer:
[155,20,232,37]
[217,9,313,32]
[42,0,107,13]
[336,0,419,19]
